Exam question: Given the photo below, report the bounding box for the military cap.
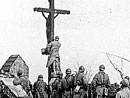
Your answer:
[124,76,130,81]
[55,36,59,39]
[55,36,59,41]
[79,66,85,73]
[99,65,105,71]
[66,68,71,74]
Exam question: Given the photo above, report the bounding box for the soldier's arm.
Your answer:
[29,81,33,91]
[46,42,52,52]
[82,76,89,91]
[45,82,49,90]
[48,78,54,92]
[47,42,52,48]
[33,82,36,92]
[106,74,111,88]
[83,75,88,86]
[73,74,78,86]
[91,74,98,87]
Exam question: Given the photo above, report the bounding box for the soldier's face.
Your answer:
[38,77,43,81]
[66,73,71,75]
[55,38,59,41]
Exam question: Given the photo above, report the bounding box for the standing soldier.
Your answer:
[49,72,58,94]
[33,74,48,98]
[73,66,88,98]
[124,76,130,90]
[46,36,61,74]
[49,71,64,98]
[91,65,110,98]
[116,79,130,98]
[63,68,74,98]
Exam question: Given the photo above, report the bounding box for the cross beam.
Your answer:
[34,7,70,14]
[34,0,70,43]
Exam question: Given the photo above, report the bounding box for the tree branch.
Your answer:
[106,52,124,79]
[99,52,130,63]
[121,58,123,70]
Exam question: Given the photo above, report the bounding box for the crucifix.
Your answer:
[34,0,70,82]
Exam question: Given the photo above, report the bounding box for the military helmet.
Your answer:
[79,66,85,73]
[56,71,63,79]
[120,79,129,87]
[55,36,59,41]
[99,65,105,71]
[38,74,43,78]
[17,69,23,76]
[124,76,130,81]
[66,68,71,74]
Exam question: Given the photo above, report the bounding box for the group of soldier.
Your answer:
[12,64,130,98]
[31,65,110,98]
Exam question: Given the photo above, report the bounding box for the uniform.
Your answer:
[73,66,88,98]
[63,74,74,98]
[49,77,57,93]
[46,37,61,73]
[116,88,130,98]
[124,76,130,90]
[50,72,64,98]
[92,65,110,98]
[116,79,130,98]
[33,75,48,98]
[13,76,30,94]
[13,71,33,98]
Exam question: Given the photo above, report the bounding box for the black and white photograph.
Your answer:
[0,0,130,98]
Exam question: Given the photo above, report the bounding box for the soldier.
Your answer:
[49,72,58,93]
[73,66,88,98]
[33,74,48,98]
[50,71,64,98]
[13,69,33,98]
[124,76,130,89]
[91,65,110,98]
[116,79,130,98]
[46,36,61,74]
[62,68,74,98]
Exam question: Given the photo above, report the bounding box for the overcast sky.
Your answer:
[0,0,130,83]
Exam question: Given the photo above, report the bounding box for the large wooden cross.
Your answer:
[34,0,70,43]
[34,0,70,83]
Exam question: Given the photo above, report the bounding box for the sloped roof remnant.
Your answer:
[1,55,19,72]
